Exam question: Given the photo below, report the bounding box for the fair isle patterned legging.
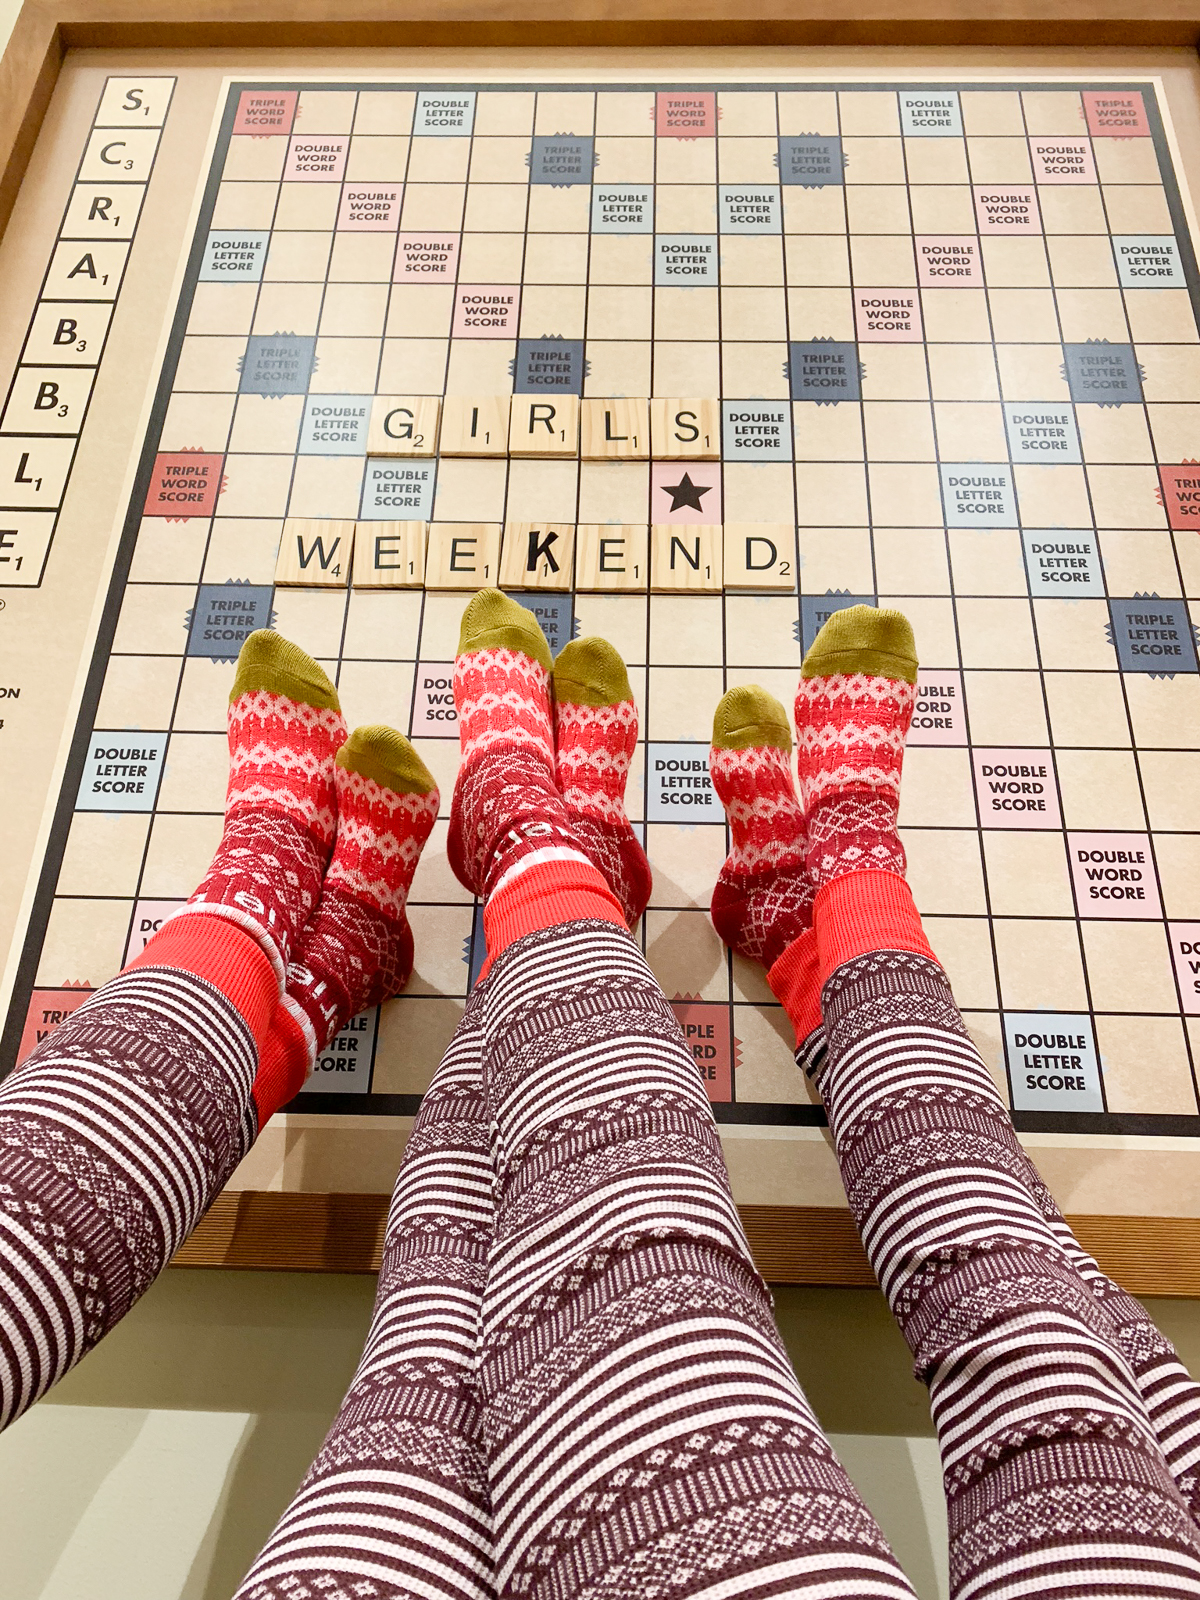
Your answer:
[6,927,1200,1597]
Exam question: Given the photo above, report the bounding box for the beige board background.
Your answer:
[5,44,1200,1219]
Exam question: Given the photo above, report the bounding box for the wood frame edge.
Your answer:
[171,1192,1200,1295]
[1,4,62,239]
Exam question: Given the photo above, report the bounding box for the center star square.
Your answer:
[650,462,722,525]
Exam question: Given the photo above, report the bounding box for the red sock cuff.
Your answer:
[767,928,822,1047]
[813,871,938,986]
[129,913,277,1047]
[481,858,627,978]
[252,1000,312,1127]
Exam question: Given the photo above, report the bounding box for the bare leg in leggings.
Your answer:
[709,603,1200,1598]
[0,630,438,1432]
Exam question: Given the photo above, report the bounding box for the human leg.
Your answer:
[0,636,437,1430]
[450,591,919,1600]
[709,652,1200,1532]
[233,994,496,1600]
[712,605,1200,1596]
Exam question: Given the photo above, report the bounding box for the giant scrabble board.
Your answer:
[5,52,1200,1214]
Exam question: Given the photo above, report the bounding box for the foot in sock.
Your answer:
[708,685,813,969]
[553,637,651,927]
[448,590,650,928]
[252,728,439,1120]
[795,605,918,891]
[448,589,587,902]
[180,629,347,981]
[285,727,440,1055]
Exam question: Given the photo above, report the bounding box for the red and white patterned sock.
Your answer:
[794,606,939,987]
[708,684,823,1050]
[448,591,627,969]
[448,590,594,902]
[795,606,918,892]
[176,630,346,984]
[709,684,813,969]
[286,724,438,1034]
[553,637,651,927]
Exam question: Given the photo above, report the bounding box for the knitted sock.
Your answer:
[708,684,821,1050]
[553,636,652,927]
[447,590,625,969]
[176,630,346,983]
[795,605,936,984]
[448,589,592,900]
[256,727,441,1120]
[796,606,918,891]
[709,684,812,968]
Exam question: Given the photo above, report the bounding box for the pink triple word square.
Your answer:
[1030,138,1097,185]
[17,986,94,1065]
[395,232,461,280]
[284,134,348,182]
[974,186,1041,234]
[1069,831,1162,918]
[915,236,982,287]
[1083,91,1151,138]
[972,749,1061,829]
[673,1001,731,1100]
[853,290,922,342]
[453,284,519,338]
[337,185,402,231]
[233,90,297,136]
[656,92,716,138]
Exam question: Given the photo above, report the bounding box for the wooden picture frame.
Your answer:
[5,15,1200,1291]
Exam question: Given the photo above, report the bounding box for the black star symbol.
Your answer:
[660,471,711,513]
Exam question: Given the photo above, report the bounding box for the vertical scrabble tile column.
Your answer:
[0,75,176,585]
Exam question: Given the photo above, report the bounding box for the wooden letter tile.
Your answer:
[275,519,354,587]
[508,394,581,458]
[575,524,648,591]
[723,522,797,591]
[650,398,720,460]
[352,521,428,588]
[367,395,441,457]
[651,524,723,592]
[499,521,576,591]
[439,395,511,456]
[581,398,650,461]
[426,523,503,589]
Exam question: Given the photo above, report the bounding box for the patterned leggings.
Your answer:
[5,923,1200,1598]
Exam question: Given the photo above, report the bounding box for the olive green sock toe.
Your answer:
[458,588,553,674]
[553,637,632,708]
[230,629,341,711]
[711,685,792,752]
[800,605,918,684]
[336,726,437,796]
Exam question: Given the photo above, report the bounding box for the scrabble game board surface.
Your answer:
[5,55,1200,1213]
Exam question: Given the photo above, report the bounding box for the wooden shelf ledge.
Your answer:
[172,1191,1200,1296]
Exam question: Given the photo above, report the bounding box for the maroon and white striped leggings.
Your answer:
[5,920,1200,1598]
